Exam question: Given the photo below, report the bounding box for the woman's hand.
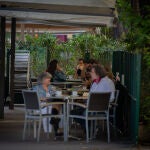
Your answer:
[57,65,63,71]
[40,97,47,101]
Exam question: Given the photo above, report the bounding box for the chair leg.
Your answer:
[86,119,89,143]
[90,120,93,140]
[102,120,105,131]
[66,104,69,141]
[46,107,50,139]
[64,103,67,142]
[34,120,37,139]
[113,108,117,137]
[47,118,50,139]
[37,118,42,142]
[94,120,97,138]
[107,117,110,143]
[64,116,67,142]
[67,118,69,140]
[28,119,31,137]
[23,117,27,141]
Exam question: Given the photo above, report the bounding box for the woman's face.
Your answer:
[42,77,51,86]
[90,68,99,81]
[79,60,83,65]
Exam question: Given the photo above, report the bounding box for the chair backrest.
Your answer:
[114,90,120,104]
[22,90,40,111]
[87,92,111,112]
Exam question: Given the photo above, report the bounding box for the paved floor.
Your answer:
[0,107,149,150]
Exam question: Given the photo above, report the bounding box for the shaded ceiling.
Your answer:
[0,0,117,27]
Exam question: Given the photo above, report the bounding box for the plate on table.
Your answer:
[83,92,89,97]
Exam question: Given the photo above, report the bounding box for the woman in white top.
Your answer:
[71,64,115,130]
[90,64,115,102]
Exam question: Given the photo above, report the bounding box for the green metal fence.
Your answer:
[98,51,113,66]
[112,51,141,143]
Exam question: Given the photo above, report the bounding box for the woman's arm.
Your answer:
[54,70,66,82]
[33,85,46,100]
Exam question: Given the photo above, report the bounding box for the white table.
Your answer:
[40,94,88,141]
[51,81,84,88]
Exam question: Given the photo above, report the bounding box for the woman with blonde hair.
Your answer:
[33,72,62,137]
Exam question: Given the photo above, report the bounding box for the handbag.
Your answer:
[69,122,85,138]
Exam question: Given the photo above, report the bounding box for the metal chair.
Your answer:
[109,90,120,128]
[67,92,111,143]
[22,90,67,142]
[109,90,120,136]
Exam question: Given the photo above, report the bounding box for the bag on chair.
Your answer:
[69,123,85,138]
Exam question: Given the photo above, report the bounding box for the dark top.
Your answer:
[53,70,66,82]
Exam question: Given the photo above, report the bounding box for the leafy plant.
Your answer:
[117,0,150,131]
[117,0,150,54]
[16,34,47,77]
[39,33,58,65]
[15,32,127,77]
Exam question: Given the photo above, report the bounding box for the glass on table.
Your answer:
[51,85,57,91]
[72,91,78,96]
[68,75,73,80]
[55,90,62,96]
[82,85,87,90]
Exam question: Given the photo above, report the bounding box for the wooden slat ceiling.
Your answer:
[6,23,92,34]
[0,0,116,27]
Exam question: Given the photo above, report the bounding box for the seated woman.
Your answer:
[83,59,99,89]
[46,59,66,82]
[90,64,115,102]
[104,65,115,82]
[83,60,92,89]
[75,58,85,79]
[71,64,115,129]
[33,72,62,136]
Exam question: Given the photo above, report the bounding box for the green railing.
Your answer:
[112,51,141,144]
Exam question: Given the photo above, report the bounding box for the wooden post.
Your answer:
[21,24,25,42]
[9,18,16,109]
[0,17,6,119]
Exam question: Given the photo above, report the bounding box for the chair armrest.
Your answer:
[68,102,87,109]
[41,102,65,107]
[109,102,118,107]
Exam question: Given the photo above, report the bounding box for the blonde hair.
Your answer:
[37,72,52,84]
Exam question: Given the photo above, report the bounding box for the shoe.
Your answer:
[50,118,60,125]
[55,132,63,137]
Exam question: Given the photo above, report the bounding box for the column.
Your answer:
[0,17,6,119]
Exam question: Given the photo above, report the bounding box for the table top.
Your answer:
[69,95,88,100]
[66,79,82,82]
[44,94,88,101]
[51,81,84,85]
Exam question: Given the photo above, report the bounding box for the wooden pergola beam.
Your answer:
[0,16,6,119]
[0,10,113,27]
[9,18,16,109]
[0,0,116,27]
[0,6,114,17]
[0,0,116,8]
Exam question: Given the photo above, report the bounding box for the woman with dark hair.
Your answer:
[71,64,115,130]
[104,65,115,81]
[90,64,115,101]
[47,59,66,82]
[75,58,85,79]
